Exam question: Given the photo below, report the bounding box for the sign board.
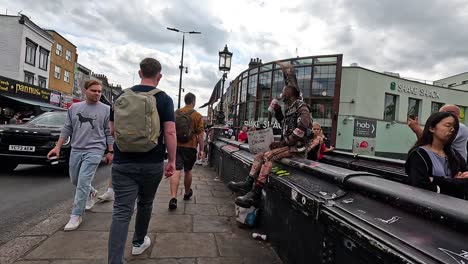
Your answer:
[247,128,274,154]
[353,118,377,138]
[352,138,376,156]
[50,91,61,106]
[0,75,51,102]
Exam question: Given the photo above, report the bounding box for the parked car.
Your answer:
[0,111,70,172]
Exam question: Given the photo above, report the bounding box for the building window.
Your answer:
[54,65,61,79]
[407,98,421,119]
[384,93,398,121]
[25,39,37,65]
[247,74,258,101]
[311,101,333,119]
[56,43,62,56]
[431,102,444,114]
[297,66,312,98]
[66,50,72,61]
[39,47,49,70]
[256,100,269,122]
[24,71,34,84]
[38,76,47,88]
[271,69,283,99]
[241,77,248,102]
[258,71,272,100]
[312,65,336,97]
[64,71,70,82]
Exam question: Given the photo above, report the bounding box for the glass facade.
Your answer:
[223,55,342,142]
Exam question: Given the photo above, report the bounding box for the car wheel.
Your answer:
[0,162,19,172]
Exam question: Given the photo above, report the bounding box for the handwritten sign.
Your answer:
[247,128,274,154]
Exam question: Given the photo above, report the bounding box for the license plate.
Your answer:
[9,145,35,152]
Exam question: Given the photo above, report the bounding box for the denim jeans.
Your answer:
[69,150,103,216]
[108,162,163,264]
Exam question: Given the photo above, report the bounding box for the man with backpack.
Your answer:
[169,92,204,209]
[107,58,176,264]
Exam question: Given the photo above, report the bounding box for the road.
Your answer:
[0,164,110,246]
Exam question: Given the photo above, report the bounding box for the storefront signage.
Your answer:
[0,75,51,102]
[390,82,440,99]
[247,128,274,154]
[243,120,281,129]
[352,138,376,156]
[353,118,376,138]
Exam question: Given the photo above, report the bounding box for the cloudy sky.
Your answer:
[1,0,467,115]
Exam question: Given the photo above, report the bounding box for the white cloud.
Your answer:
[1,0,467,115]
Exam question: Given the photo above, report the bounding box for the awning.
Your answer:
[0,94,66,111]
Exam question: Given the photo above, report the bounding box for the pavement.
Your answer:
[0,165,282,264]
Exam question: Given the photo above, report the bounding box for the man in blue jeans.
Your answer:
[48,79,114,231]
[108,58,177,263]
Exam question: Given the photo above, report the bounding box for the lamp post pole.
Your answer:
[217,45,233,125]
[217,72,227,124]
[167,27,201,109]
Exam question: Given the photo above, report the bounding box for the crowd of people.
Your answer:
[43,56,468,264]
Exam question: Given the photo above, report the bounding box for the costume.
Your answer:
[228,63,312,207]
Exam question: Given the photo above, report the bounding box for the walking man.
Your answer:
[47,80,114,231]
[169,92,204,209]
[108,58,176,263]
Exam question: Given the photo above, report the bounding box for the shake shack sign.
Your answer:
[0,75,50,102]
[390,82,440,99]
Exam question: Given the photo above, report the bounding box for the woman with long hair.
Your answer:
[405,112,468,198]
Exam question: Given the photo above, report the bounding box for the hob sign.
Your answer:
[353,118,376,138]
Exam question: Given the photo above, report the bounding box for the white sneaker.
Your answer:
[64,215,82,231]
[202,160,208,166]
[97,190,115,202]
[132,236,151,255]
[195,160,202,165]
[85,190,98,210]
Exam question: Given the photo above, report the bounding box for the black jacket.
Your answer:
[405,147,468,199]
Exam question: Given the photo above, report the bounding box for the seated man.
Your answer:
[228,63,312,208]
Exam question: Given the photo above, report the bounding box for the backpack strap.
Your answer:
[176,109,196,117]
[124,87,161,96]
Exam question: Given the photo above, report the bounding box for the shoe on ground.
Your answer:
[183,189,193,200]
[195,160,202,166]
[168,198,177,210]
[202,160,208,166]
[97,190,115,202]
[85,189,98,210]
[132,236,151,255]
[64,215,82,231]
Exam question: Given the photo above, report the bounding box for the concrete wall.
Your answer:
[434,72,468,86]
[0,15,22,80]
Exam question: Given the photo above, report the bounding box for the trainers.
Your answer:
[85,189,98,210]
[97,190,115,202]
[195,160,202,166]
[202,160,208,166]
[168,198,177,210]
[64,215,82,231]
[132,236,151,255]
[183,189,193,200]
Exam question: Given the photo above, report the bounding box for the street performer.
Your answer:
[228,63,312,208]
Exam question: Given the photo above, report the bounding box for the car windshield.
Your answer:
[28,112,67,126]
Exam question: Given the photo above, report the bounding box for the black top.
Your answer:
[110,85,175,164]
[405,147,468,199]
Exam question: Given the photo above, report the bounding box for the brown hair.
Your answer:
[140,58,162,78]
[84,80,101,89]
[184,92,196,105]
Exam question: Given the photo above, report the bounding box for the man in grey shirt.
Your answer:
[408,104,468,163]
[48,80,114,231]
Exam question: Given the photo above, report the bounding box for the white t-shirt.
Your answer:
[453,123,468,162]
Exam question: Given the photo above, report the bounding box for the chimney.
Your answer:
[248,57,263,69]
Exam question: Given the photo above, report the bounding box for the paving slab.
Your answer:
[0,236,47,262]
[196,257,243,264]
[194,185,214,191]
[21,214,70,236]
[215,233,280,262]
[148,215,192,233]
[152,233,217,258]
[195,197,232,205]
[128,259,195,264]
[14,261,49,264]
[50,261,103,264]
[193,216,231,233]
[184,204,218,216]
[153,202,185,215]
[216,205,235,217]
[211,191,233,198]
[212,185,229,192]
[195,190,213,197]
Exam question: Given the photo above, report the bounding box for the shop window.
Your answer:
[431,102,444,114]
[312,65,336,97]
[384,93,398,121]
[56,43,62,56]
[297,67,312,98]
[38,76,47,88]
[256,100,269,122]
[258,71,272,100]
[39,48,49,70]
[407,98,421,119]
[64,71,70,83]
[246,102,255,121]
[240,77,248,103]
[271,69,283,99]
[66,50,72,61]
[54,65,61,79]
[24,71,34,85]
[311,101,333,119]
[247,74,257,101]
[25,39,37,66]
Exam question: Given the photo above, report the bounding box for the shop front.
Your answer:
[0,75,65,124]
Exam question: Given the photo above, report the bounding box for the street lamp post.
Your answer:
[167,27,201,109]
[217,45,233,125]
